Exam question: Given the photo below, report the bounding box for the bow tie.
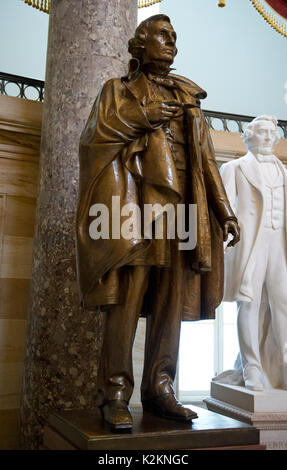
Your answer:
[256,154,276,163]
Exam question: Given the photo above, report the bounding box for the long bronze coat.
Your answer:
[76,71,235,320]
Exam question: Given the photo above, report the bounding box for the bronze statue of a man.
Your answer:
[76,14,240,431]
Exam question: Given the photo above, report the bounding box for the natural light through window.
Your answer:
[179,320,214,393]
[178,302,239,401]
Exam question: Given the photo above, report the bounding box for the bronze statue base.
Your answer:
[43,405,263,450]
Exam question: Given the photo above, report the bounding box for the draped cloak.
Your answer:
[76,71,236,321]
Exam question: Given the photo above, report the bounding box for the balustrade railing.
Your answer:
[0,72,44,102]
[204,109,287,139]
[1,72,286,138]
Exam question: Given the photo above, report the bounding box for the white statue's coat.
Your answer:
[220,151,287,303]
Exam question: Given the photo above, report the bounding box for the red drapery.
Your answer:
[265,0,287,20]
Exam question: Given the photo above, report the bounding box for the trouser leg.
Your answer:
[97,266,150,405]
[237,231,269,378]
[141,244,185,400]
[237,300,263,373]
[265,228,287,388]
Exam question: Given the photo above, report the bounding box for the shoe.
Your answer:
[142,393,198,422]
[244,367,264,391]
[99,399,133,431]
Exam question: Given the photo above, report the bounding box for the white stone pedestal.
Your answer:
[205,382,287,450]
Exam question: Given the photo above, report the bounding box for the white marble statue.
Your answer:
[220,115,287,391]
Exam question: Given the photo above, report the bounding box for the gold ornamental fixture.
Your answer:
[24,0,50,13]
[138,0,162,7]
[22,0,287,39]
[250,0,287,38]
[23,1,228,14]
[23,0,162,12]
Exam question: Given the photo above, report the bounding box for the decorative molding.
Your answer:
[0,94,42,165]
[205,397,287,429]
[0,130,41,152]
[205,397,252,423]
[0,95,42,137]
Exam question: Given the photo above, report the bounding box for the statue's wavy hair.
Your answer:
[128,14,177,62]
[242,115,281,146]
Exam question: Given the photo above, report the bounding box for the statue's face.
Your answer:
[142,20,177,66]
[249,120,278,155]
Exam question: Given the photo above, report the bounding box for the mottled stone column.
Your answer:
[20,0,137,449]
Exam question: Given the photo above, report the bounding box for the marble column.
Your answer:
[20,0,138,449]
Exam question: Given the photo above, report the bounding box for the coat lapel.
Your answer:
[123,72,152,106]
[273,156,287,237]
[239,151,264,195]
[274,155,287,186]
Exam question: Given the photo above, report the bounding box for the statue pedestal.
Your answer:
[205,382,287,449]
[43,405,263,450]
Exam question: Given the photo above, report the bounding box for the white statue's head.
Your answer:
[242,115,281,155]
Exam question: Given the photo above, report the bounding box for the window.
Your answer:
[178,302,239,402]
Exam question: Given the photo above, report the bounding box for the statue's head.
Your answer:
[128,14,177,69]
[242,115,281,155]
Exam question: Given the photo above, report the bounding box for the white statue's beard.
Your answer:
[249,144,274,156]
